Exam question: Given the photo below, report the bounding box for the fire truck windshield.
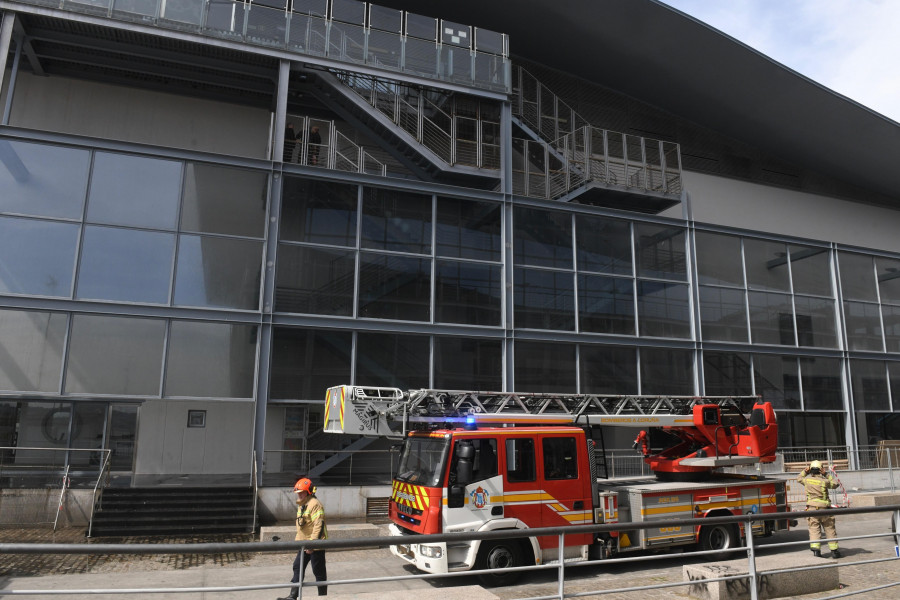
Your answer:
[396,436,450,487]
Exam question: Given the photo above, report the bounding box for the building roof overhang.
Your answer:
[378,0,900,201]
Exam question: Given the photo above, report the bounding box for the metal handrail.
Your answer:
[3,505,899,598]
[251,449,259,534]
[86,451,113,539]
[9,0,510,93]
[52,465,71,531]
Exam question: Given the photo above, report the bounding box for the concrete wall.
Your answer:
[135,400,254,476]
[6,72,271,159]
[663,171,900,254]
[258,485,393,522]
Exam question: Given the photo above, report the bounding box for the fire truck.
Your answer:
[324,385,791,585]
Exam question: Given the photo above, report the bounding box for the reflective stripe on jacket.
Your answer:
[797,471,838,508]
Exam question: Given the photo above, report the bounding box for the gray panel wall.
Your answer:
[665,170,900,253]
[8,72,271,159]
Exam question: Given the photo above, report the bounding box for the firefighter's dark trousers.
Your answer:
[291,548,327,596]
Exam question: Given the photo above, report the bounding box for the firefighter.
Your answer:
[797,460,841,558]
[278,477,328,598]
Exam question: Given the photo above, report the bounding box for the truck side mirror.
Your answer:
[456,442,474,486]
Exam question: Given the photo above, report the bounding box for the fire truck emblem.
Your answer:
[470,486,488,508]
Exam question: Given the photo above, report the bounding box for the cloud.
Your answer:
[660,0,900,122]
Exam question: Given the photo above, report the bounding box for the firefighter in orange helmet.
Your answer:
[277,477,328,598]
[798,460,841,558]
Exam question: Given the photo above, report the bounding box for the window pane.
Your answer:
[793,295,837,348]
[270,328,352,399]
[753,354,800,410]
[174,235,262,310]
[703,351,752,395]
[281,178,358,246]
[576,215,631,275]
[180,163,267,237]
[844,301,884,351]
[77,226,175,304]
[883,305,900,353]
[699,286,747,342]
[0,217,78,297]
[514,341,575,393]
[543,437,578,479]
[436,197,501,261]
[506,438,535,482]
[877,256,900,304]
[164,321,257,398]
[0,139,90,219]
[514,206,572,269]
[640,347,693,394]
[434,337,502,390]
[65,314,165,395]
[436,261,501,326]
[790,245,831,296]
[87,152,182,230]
[356,332,429,388]
[514,268,574,330]
[748,291,794,345]
[889,363,900,412]
[361,188,431,254]
[744,238,789,292]
[695,231,743,286]
[0,309,66,393]
[579,345,636,394]
[358,253,430,321]
[275,245,355,315]
[577,274,634,335]
[637,281,690,338]
[850,359,889,411]
[800,357,843,410]
[838,252,877,301]
[635,224,686,280]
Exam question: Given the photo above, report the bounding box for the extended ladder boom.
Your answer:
[324,385,760,437]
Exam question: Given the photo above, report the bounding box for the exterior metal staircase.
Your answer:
[511,66,683,211]
[304,68,500,183]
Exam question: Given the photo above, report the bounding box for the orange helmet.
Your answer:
[293,477,315,494]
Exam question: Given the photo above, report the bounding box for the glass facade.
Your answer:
[0,10,896,490]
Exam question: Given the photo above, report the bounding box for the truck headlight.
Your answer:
[419,545,443,559]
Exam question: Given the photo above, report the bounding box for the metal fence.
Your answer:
[2,504,899,598]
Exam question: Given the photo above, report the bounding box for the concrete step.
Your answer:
[684,553,839,600]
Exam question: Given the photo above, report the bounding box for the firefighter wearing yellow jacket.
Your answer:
[278,477,329,599]
[797,460,841,558]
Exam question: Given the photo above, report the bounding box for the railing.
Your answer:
[261,447,397,487]
[283,114,385,176]
[1,446,110,527]
[3,505,899,598]
[251,449,259,534]
[511,65,683,201]
[10,0,510,93]
[330,70,499,170]
[86,451,112,538]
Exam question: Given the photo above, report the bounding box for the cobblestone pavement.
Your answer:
[0,527,297,577]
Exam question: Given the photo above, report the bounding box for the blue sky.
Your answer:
[659,0,900,123]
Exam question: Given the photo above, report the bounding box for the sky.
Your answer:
[659,0,900,123]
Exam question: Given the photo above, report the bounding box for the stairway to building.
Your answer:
[88,487,256,537]
[302,67,500,184]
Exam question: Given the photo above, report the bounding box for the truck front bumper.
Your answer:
[388,523,451,574]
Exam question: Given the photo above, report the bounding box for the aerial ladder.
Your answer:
[324,385,778,476]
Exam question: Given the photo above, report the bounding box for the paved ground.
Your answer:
[2,511,900,599]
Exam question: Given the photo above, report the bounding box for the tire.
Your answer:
[699,523,740,556]
[476,540,524,587]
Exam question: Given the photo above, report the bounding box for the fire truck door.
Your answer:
[538,433,592,548]
[446,437,501,529]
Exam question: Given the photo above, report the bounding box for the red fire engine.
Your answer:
[324,385,790,585]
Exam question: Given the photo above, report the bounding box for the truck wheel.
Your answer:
[477,541,523,587]
[699,524,740,555]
